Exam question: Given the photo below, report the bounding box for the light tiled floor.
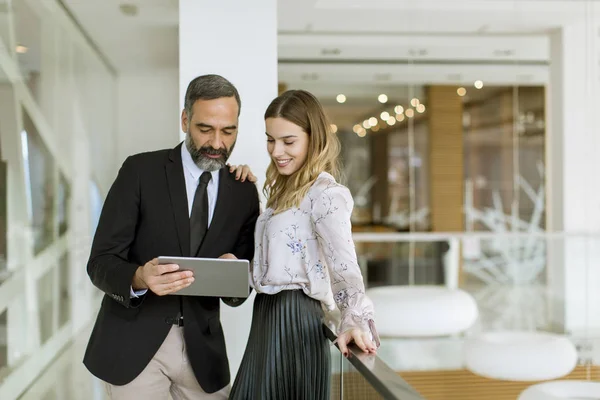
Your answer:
[18,324,108,400]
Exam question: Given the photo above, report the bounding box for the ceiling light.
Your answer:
[369,117,378,127]
[405,109,415,118]
[474,80,484,89]
[372,125,380,132]
[457,87,467,97]
[378,94,388,104]
[330,124,338,133]
[410,98,420,107]
[394,105,404,114]
[387,116,396,126]
[416,104,426,113]
[353,124,361,133]
[336,94,347,103]
[15,45,27,54]
[396,114,405,122]
[357,129,367,138]
[363,120,370,129]
[380,111,390,120]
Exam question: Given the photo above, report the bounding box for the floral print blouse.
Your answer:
[251,172,377,335]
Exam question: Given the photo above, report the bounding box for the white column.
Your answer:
[179,0,277,378]
[547,7,600,334]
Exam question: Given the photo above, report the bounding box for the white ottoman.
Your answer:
[518,380,600,400]
[464,331,578,381]
[366,285,478,337]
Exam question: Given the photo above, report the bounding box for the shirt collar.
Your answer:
[181,142,220,183]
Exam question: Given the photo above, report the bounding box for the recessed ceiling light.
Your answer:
[394,105,404,114]
[357,129,367,138]
[380,111,390,120]
[405,109,415,118]
[410,98,420,107]
[330,124,338,133]
[416,104,426,113]
[457,87,467,97]
[353,124,361,134]
[369,117,378,127]
[378,94,388,104]
[15,45,28,54]
[336,94,346,103]
[387,116,396,126]
[474,80,484,89]
[363,120,370,129]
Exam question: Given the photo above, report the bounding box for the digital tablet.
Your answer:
[158,256,250,298]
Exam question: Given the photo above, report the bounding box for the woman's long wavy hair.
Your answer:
[264,90,341,213]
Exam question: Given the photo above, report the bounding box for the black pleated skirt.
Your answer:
[229,290,331,400]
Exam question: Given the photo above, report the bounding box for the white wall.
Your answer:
[116,68,180,165]
[547,17,600,334]
[180,0,277,379]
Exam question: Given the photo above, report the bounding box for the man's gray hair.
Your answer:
[184,74,241,119]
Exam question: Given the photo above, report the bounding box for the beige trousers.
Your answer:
[105,326,230,400]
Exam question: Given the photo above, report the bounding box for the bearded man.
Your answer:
[83,74,259,400]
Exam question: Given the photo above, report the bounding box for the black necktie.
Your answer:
[190,171,212,256]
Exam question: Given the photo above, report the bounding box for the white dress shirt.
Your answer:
[130,144,220,297]
[251,172,375,334]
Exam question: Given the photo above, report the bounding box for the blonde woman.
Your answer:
[229,90,379,400]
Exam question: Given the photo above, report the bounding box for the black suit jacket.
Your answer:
[83,143,259,392]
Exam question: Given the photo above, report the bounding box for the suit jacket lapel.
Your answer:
[197,168,232,256]
[165,144,190,257]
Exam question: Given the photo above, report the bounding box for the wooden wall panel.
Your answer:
[427,86,464,232]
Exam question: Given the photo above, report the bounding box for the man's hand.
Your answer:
[227,164,257,183]
[132,258,194,296]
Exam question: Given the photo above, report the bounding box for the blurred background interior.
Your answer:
[0,0,599,399]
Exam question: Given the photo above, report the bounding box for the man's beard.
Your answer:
[185,131,235,172]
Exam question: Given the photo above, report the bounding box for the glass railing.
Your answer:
[350,232,600,400]
[325,316,425,399]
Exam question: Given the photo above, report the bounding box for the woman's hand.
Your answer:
[335,328,378,357]
[219,253,238,260]
[227,163,257,183]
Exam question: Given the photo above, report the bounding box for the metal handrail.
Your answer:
[324,321,425,400]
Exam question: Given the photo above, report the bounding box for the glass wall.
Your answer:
[0,0,116,397]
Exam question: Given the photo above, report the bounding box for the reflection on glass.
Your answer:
[58,253,70,328]
[464,86,546,231]
[0,309,6,372]
[387,121,429,231]
[89,180,103,237]
[357,241,447,288]
[57,172,70,236]
[22,108,55,255]
[37,268,55,345]
[339,130,373,225]
[463,86,547,289]
[12,0,42,101]
[0,157,7,276]
[324,86,429,230]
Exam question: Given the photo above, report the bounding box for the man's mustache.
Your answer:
[197,146,228,157]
